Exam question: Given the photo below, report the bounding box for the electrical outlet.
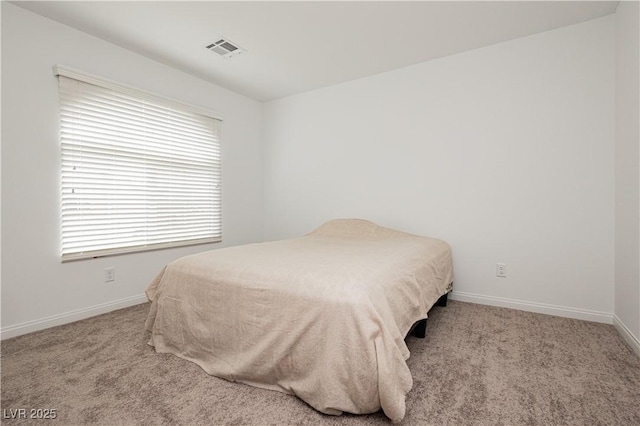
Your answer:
[104,267,116,283]
[496,263,507,278]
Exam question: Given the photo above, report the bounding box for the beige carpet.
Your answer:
[1,300,639,425]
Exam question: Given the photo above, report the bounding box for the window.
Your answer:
[55,66,222,262]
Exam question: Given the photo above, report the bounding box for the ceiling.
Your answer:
[14,1,619,102]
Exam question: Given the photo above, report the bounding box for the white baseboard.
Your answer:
[3,291,635,356]
[613,315,640,357]
[1,294,148,340]
[449,290,613,324]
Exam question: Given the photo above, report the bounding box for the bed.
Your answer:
[145,219,453,422]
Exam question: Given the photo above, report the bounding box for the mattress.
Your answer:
[145,219,453,422]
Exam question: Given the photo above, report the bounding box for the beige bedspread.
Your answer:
[145,219,453,422]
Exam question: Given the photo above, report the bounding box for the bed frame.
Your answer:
[407,290,449,339]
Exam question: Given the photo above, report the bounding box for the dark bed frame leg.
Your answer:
[407,291,450,339]
[410,318,427,338]
[436,292,448,307]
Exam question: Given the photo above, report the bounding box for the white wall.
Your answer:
[1,4,626,340]
[262,16,615,320]
[1,3,263,337]
[614,0,640,354]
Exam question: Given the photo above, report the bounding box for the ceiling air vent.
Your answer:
[206,38,246,58]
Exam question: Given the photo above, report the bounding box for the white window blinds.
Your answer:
[56,67,222,262]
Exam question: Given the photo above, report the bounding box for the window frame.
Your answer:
[54,65,223,262]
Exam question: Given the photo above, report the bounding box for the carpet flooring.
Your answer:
[1,300,639,425]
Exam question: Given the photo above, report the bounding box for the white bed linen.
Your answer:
[145,219,453,422]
